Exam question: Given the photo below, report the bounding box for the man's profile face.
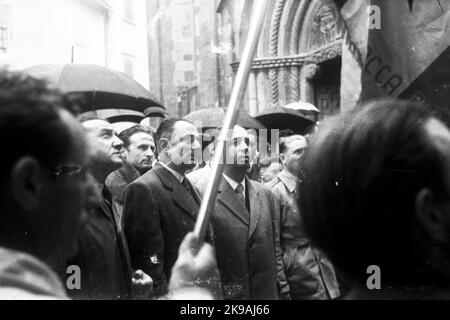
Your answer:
[282,137,307,177]
[166,121,201,170]
[82,119,124,168]
[247,130,258,166]
[126,132,155,173]
[226,125,250,168]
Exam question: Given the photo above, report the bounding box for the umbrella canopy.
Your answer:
[184,107,265,131]
[23,63,164,113]
[144,106,169,118]
[107,114,145,124]
[284,101,320,113]
[255,107,315,135]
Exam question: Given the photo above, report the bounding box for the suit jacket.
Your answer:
[106,162,141,204]
[123,162,212,297]
[105,162,141,230]
[211,176,282,300]
[68,184,134,300]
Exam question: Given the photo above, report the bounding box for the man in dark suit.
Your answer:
[211,125,288,300]
[106,125,155,228]
[123,118,213,298]
[68,118,152,300]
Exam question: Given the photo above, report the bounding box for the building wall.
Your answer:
[147,0,219,117]
[0,0,150,89]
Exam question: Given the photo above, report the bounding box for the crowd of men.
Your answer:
[1,68,450,300]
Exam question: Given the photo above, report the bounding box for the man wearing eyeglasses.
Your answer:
[0,70,89,299]
[0,70,219,300]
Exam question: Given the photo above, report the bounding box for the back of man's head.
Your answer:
[299,99,450,287]
[0,69,79,186]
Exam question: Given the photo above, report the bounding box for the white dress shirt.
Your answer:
[222,173,246,201]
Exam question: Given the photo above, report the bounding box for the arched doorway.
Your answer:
[235,0,343,119]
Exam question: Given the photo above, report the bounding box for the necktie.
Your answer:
[182,177,195,200]
[235,183,245,205]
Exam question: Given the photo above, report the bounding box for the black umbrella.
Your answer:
[255,107,315,135]
[107,114,145,124]
[184,107,265,152]
[184,107,265,131]
[23,63,164,113]
[144,106,169,118]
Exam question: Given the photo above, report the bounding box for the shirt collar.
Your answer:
[222,173,245,194]
[160,162,184,183]
[278,169,298,193]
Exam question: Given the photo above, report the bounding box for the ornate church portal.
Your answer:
[229,0,343,120]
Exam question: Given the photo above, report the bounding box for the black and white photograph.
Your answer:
[0,0,449,307]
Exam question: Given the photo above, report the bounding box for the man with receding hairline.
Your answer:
[68,118,133,299]
[123,118,219,298]
[68,118,153,300]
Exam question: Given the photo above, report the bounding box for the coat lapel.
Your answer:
[217,178,250,227]
[154,163,198,220]
[247,178,262,240]
[172,181,199,220]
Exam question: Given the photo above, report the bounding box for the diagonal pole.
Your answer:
[193,0,270,242]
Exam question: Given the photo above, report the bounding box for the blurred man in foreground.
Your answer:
[0,70,89,299]
[300,99,450,299]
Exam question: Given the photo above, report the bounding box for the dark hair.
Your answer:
[155,118,192,153]
[299,99,449,285]
[279,135,305,154]
[0,69,78,183]
[119,124,153,149]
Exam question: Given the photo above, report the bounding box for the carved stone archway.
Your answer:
[234,0,343,117]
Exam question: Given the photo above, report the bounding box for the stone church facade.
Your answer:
[217,0,346,119]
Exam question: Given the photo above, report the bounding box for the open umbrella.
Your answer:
[255,107,315,135]
[184,107,265,131]
[144,106,169,118]
[23,63,164,113]
[284,101,320,113]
